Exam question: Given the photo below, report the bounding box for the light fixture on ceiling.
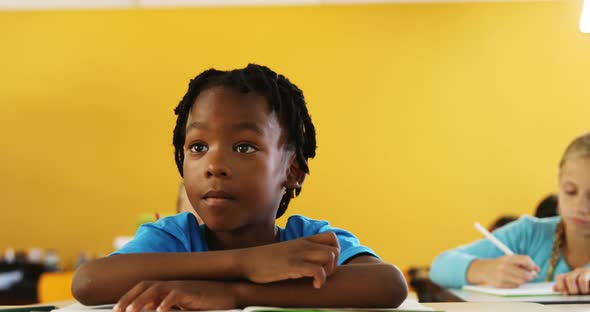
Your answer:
[581,0,590,33]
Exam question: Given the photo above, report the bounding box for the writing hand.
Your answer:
[468,255,539,288]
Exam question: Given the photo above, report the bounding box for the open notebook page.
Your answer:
[462,282,560,297]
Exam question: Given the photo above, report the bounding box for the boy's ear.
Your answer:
[285,158,306,190]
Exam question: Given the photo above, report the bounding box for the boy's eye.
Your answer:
[189,143,208,153]
[234,144,257,154]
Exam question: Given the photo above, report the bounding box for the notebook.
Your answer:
[462,282,561,297]
[51,298,441,312]
[0,305,56,312]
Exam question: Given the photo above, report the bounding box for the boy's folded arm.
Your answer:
[235,260,408,308]
[72,249,247,305]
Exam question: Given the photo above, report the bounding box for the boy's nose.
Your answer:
[205,159,232,178]
[206,166,230,178]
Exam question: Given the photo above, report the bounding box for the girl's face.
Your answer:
[558,156,590,237]
[182,86,297,233]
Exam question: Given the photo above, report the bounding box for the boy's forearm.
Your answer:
[234,263,408,308]
[72,251,245,305]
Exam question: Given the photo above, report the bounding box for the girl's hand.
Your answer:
[467,255,540,288]
[113,280,238,312]
[554,267,590,295]
[239,232,340,288]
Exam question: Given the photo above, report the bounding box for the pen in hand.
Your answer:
[474,222,514,255]
[474,222,539,278]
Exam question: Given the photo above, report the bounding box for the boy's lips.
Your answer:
[203,190,235,200]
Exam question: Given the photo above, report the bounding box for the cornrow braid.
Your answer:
[172,64,317,219]
[546,219,565,281]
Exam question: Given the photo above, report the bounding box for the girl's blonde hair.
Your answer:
[558,132,590,168]
[546,132,590,281]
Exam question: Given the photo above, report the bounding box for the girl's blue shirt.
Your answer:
[114,212,378,265]
[430,215,590,288]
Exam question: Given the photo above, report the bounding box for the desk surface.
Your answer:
[549,304,590,312]
[2,300,589,312]
[425,302,590,312]
[448,288,590,304]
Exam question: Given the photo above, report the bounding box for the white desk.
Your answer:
[447,288,590,304]
[549,304,590,312]
[426,302,590,312]
[3,300,588,312]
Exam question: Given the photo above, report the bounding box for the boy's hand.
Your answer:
[239,232,340,288]
[113,280,238,312]
[468,255,540,288]
[554,267,590,295]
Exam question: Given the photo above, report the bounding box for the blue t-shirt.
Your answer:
[429,216,590,288]
[114,212,378,265]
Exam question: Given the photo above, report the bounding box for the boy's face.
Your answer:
[182,86,296,232]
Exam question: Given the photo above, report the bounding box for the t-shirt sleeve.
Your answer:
[429,216,535,288]
[316,222,379,265]
[111,216,193,255]
[285,215,379,265]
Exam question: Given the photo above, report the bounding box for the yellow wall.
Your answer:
[1,1,589,270]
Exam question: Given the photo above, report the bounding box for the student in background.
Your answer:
[72,64,407,309]
[488,193,558,233]
[535,194,559,218]
[488,215,518,232]
[488,193,557,232]
[429,133,590,295]
[176,180,203,224]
